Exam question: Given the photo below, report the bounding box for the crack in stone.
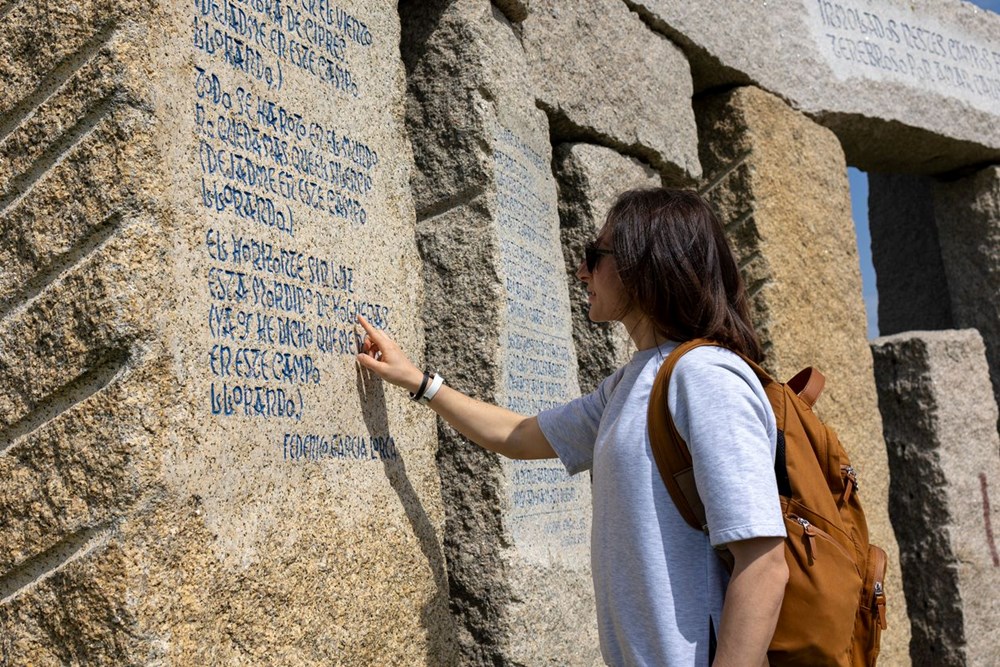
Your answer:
[745,275,772,302]
[0,524,112,605]
[723,208,755,236]
[0,212,123,321]
[416,186,484,223]
[699,149,753,197]
[0,94,118,216]
[540,101,688,185]
[0,349,129,457]
[737,247,763,272]
[0,23,116,144]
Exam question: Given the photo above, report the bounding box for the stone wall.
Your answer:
[1,1,452,664]
[401,2,599,663]
[3,0,999,664]
[872,330,1000,667]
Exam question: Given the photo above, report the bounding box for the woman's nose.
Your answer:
[576,258,590,282]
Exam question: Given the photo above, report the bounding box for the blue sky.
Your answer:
[969,0,1000,11]
[849,0,997,338]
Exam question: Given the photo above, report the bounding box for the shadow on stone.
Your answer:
[355,364,457,664]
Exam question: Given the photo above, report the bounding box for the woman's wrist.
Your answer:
[403,367,425,394]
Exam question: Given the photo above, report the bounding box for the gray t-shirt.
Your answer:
[537,343,786,667]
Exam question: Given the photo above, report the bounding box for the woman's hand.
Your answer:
[355,315,424,393]
[355,315,556,460]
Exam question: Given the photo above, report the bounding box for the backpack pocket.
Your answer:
[850,544,887,667]
[768,509,861,666]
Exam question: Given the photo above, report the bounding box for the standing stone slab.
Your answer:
[630,0,1000,173]
[401,2,599,664]
[934,166,1000,414]
[554,144,660,393]
[695,85,911,662]
[868,173,954,336]
[521,0,701,184]
[871,330,1000,667]
[0,1,453,664]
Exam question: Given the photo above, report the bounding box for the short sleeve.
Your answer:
[537,369,624,476]
[667,348,786,547]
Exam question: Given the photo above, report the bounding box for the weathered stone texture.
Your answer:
[0,4,160,663]
[522,0,700,184]
[695,85,910,662]
[871,330,1000,667]
[2,1,452,666]
[402,2,600,664]
[630,0,1000,173]
[933,166,1000,413]
[868,173,954,336]
[554,143,659,393]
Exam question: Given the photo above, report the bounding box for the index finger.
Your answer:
[356,314,382,342]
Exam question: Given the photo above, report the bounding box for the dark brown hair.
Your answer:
[606,188,764,362]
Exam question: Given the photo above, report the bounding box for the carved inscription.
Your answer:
[191,1,392,457]
[193,0,372,96]
[493,126,589,554]
[810,0,1000,111]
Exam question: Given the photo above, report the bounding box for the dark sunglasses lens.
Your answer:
[585,244,609,272]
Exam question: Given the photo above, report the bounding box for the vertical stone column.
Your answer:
[871,330,1000,667]
[868,173,954,335]
[1,1,452,664]
[934,166,1000,413]
[695,85,911,661]
[553,144,660,393]
[401,2,599,664]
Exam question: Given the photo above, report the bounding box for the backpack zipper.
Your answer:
[869,547,888,630]
[840,465,858,505]
[789,514,852,562]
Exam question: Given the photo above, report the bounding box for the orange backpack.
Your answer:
[647,339,887,666]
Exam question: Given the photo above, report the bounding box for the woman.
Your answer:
[356,188,788,666]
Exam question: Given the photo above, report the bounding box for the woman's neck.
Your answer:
[622,312,669,351]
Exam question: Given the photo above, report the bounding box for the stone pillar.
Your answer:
[934,166,1000,415]
[695,85,911,662]
[401,2,599,664]
[0,1,453,664]
[871,330,1000,667]
[553,144,660,393]
[868,173,954,335]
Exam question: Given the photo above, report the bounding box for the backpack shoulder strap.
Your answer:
[647,338,724,533]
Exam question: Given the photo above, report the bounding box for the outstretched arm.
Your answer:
[712,536,788,667]
[354,315,556,460]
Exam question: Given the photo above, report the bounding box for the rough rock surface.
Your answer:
[401,1,600,664]
[695,85,911,663]
[871,330,1000,667]
[629,0,1000,173]
[554,143,660,393]
[1,1,453,665]
[522,0,700,184]
[868,173,954,336]
[933,166,1000,414]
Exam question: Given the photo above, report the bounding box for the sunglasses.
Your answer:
[584,242,614,272]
